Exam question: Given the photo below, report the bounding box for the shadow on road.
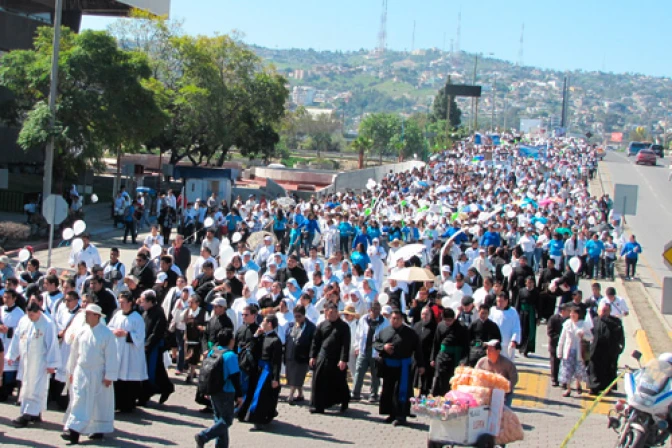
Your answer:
[268,420,354,444]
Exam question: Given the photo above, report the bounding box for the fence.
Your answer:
[331,160,426,193]
[0,190,27,213]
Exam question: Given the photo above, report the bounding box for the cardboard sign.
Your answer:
[487,388,506,436]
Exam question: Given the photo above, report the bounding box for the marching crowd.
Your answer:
[0,135,639,447]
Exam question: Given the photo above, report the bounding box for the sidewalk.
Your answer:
[592,166,672,359]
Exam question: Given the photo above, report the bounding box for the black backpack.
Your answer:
[197,348,226,395]
[238,345,256,375]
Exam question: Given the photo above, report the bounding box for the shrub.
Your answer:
[0,222,30,242]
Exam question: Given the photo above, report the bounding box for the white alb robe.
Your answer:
[64,322,119,435]
[108,310,148,381]
[6,313,61,416]
[53,305,81,382]
[489,307,522,359]
[0,305,25,373]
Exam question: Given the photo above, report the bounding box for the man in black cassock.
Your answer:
[244,315,283,431]
[235,305,261,422]
[139,291,174,406]
[467,304,502,367]
[309,303,351,414]
[589,302,624,395]
[412,307,436,396]
[374,309,425,426]
[515,276,539,357]
[430,307,469,396]
[537,258,561,320]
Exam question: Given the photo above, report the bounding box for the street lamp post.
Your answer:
[491,73,497,133]
[44,0,63,268]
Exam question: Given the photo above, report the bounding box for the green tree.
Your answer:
[110,14,288,167]
[359,113,402,164]
[0,27,167,187]
[431,78,462,129]
[629,126,649,142]
[350,135,373,168]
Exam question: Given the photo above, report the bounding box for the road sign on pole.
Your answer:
[663,240,672,271]
[42,194,68,268]
[613,183,638,216]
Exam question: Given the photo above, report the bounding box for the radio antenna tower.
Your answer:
[411,20,416,52]
[377,0,388,56]
[517,23,524,66]
[456,9,461,53]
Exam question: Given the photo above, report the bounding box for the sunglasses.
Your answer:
[241,313,250,317]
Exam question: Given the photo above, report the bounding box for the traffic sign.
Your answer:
[664,240,672,271]
[585,132,593,139]
[613,184,638,216]
[43,194,68,225]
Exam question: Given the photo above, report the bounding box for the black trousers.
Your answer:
[625,258,637,277]
[124,220,136,244]
[550,350,561,384]
[115,380,142,412]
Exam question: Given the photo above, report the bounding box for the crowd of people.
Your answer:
[0,134,638,447]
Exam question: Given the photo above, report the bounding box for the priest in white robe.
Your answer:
[62,304,119,444]
[489,294,521,359]
[6,301,61,427]
[108,291,147,413]
[50,290,81,408]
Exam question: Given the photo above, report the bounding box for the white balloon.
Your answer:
[507,211,516,219]
[443,281,456,295]
[231,232,242,243]
[441,296,453,308]
[588,216,596,225]
[569,256,582,274]
[204,217,215,228]
[535,221,545,231]
[502,264,513,277]
[244,270,259,290]
[71,238,84,253]
[378,293,389,306]
[452,290,464,305]
[150,244,163,259]
[214,267,227,281]
[18,248,31,262]
[90,194,99,203]
[73,220,86,236]
[220,246,235,267]
[62,228,75,240]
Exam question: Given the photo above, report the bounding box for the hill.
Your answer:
[253,46,672,141]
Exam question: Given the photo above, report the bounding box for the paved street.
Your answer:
[0,222,633,448]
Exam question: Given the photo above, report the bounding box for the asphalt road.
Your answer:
[599,151,672,329]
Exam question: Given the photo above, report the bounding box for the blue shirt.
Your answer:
[338,222,354,238]
[479,231,501,248]
[207,347,240,393]
[352,233,372,250]
[549,239,564,256]
[621,242,642,260]
[367,226,381,241]
[442,226,468,244]
[273,217,287,231]
[585,240,604,258]
[300,219,321,234]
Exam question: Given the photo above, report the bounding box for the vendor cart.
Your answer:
[426,405,498,448]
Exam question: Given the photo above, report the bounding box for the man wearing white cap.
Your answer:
[63,304,119,444]
[254,236,274,268]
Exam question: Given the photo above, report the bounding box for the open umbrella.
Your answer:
[276,197,296,209]
[390,244,426,264]
[247,231,277,250]
[590,222,611,233]
[389,267,436,282]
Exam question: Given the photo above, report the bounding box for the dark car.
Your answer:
[651,144,664,158]
[627,141,651,157]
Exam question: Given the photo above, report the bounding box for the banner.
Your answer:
[518,145,544,159]
[611,132,623,143]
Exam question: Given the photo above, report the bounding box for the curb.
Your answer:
[634,329,655,363]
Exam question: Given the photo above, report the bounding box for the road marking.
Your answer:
[635,329,655,363]
[513,369,549,409]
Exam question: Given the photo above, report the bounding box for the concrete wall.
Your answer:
[252,167,336,185]
[265,178,287,199]
[332,160,426,193]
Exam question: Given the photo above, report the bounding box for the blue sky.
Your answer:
[82,0,671,77]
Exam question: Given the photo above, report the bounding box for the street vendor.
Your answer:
[475,340,518,407]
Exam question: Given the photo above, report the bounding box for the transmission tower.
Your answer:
[517,23,524,66]
[411,20,416,53]
[377,0,388,56]
[456,9,461,53]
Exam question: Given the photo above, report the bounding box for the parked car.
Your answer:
[635,148,657,165]
[596,147,606,160]
[627,141,651,156]
[651,144,665,157]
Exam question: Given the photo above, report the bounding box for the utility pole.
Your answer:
[43,0,63,207]
[472,54,478,131]
[491,73,497,133]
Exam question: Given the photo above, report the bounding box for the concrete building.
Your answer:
[291,86,316,106]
